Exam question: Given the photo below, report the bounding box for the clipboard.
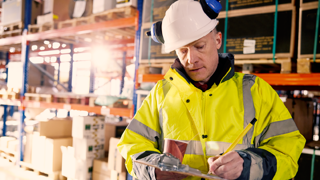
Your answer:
[134,153,226,180]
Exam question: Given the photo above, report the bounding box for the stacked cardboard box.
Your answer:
[37,0,72,25]
[62,116,105,180]
[7,62,55,89]
[104,121,128,152]
[107,138,126,180]
[1,0,42,26]
[92,0,116,14]
[29,119,73,173]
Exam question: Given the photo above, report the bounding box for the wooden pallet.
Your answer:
[297,59,320,73]
[28,23,57,34]
[25,93,53,103]
[0,91,20,100]
[53,93,91,105]
[234,58,292,74]
[0,151,16,164]
[58,16,92,29]
[20,161,61,180]
[91,6,137,23]
[0,29,22,38]
[2,22,23,32]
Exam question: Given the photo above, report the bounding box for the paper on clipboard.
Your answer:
[134,153,226,180]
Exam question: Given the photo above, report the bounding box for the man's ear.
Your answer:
[216,32,222,50]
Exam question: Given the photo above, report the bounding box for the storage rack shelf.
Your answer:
[138,73,320,88]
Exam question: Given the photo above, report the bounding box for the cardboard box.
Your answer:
[35,119,72,138]
[111,170,126,180]
[7,139,18,152]
[73,138,104,160]
[70,0,93,18]
[24,133,33,163]
[0,136,16,149]
[92,172,111,180]
[44,137,72,172]
[104,121,128,152]
[75,158,94,180]
[31,133,46,171]
[39,0,71,24]
[284,98,314,141]
[93,158,111,177]
[108,138,126,173]
[72,116,105,139]
[1,0,42,26]
[116,0,137,8]
[93,0,116,14]
[7,62,55,89]
[61,146,77,179]
[298,4,320,59]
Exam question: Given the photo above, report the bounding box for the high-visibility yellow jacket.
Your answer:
[118,53,306,180]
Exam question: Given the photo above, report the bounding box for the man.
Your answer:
[118,0,305,179]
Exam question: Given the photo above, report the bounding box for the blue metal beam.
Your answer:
[2,105,7,136]
[18,0,32,163]
[133,0,144,115]
[2,52,10,136]
[89,54,95,93]
[5,52,9,83]
[57,57,61,83]
[120,51,127,95]
[68,44,74,92]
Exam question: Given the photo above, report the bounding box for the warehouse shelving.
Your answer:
[138,73,320,88]
[0,1,143,174]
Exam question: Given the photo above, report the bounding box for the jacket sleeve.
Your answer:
[237,77,306,180]
[117,82,163,179]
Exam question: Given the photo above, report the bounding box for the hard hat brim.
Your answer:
[163,19,219,53]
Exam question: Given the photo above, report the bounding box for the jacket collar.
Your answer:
[167,53,235,91]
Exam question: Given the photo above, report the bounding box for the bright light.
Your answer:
[30,57,44,64]
[53,42,60,49]
[38,50,60,56]
[31,45,38,51]
[40,46,45,50]
[302,90,308,96]
[92,47,109,64]
[62,44,67,48]
[51,57,57,62]
[9,47,15,53]
[45,57,50,63]
[84,38,92,42]
[48,44,52,48]
[61,49,71,54]
[74,47,86,52]
[74,53,91,61]
[44,40,50,44]
[60,54,71,61]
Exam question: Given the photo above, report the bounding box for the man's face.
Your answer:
[175,31,222,84]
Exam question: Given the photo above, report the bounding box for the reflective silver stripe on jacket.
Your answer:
[206,141,254,156]
[242,74,256,146]
[255,118,298,147]
[243,150,264,180]
[127,119,160,142]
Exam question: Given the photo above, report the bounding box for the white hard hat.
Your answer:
[162,0,219,53]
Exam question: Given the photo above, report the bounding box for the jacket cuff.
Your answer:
[132,151,160,180]
[236,148,277,180]
[235,150,251,180]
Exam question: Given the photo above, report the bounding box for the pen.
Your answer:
[222,118,257,156]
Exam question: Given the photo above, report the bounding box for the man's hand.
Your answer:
[155,168,188,180]
[207,151,244,180]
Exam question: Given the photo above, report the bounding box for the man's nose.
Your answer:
[187,48,198,65]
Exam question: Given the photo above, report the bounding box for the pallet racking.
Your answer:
[0,3,144,179]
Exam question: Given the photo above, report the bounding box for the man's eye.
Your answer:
[180,50,187,54]
[197,45,204,49]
